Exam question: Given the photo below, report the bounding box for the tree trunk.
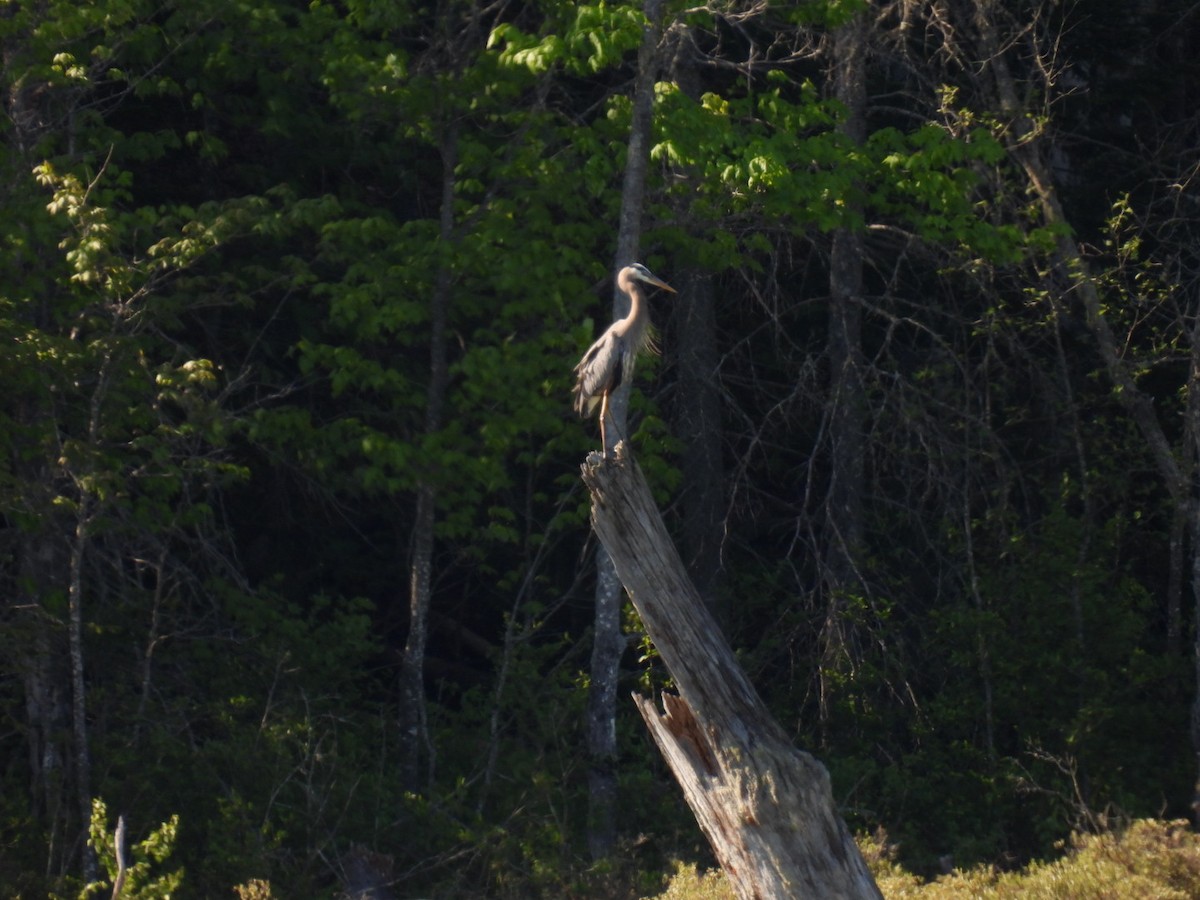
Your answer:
[820,11,869,736]
[398,128,456,792]
[67,497,96,884]
[585,544,625,859]
[5,15,76,878]
[973,0,1185,501]
[581,445,881,899]
[672,266,725,610]
[15,518,71,875]
[585,0,664,858]
[825,13,868,594]
[67,345,118,886]
[972,0,1198,804]
[668,33,726,613]
[399,482,437,791]
[1184,310,1200,815]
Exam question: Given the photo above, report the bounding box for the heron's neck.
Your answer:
[623,282,642,323]
[617,282,648,344]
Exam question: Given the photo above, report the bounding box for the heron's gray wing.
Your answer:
[573,329,626,416]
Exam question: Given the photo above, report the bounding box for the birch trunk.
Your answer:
[585,0,664,858]
[399,128,455,791]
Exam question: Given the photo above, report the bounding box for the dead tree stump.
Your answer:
[581,443,882,900]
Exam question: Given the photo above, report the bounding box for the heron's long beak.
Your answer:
[645,274,676,294]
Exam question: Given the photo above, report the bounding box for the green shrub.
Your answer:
[646,820,1200,900]
[642,861,735,900]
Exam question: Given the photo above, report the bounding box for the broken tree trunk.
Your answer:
[580,443,882,900]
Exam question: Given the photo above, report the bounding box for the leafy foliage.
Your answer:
[1,0,1198,896]
[81,799,183,900]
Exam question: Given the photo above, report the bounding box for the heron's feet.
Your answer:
[584,441,629,467]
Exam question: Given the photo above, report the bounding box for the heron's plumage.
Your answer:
[573,329,631,415]
[573,264,675,453]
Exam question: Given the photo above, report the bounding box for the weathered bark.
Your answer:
[585,0,665,858]
[581,445,882,900]
[111,814,128,900]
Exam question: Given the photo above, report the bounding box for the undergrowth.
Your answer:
[645,819,1200,900]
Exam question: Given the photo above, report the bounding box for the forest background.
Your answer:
[3,0,1200,896]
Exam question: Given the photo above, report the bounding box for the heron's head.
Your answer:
[622,263,676,294]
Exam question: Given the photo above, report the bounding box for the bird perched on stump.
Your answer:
[573,263,676,457]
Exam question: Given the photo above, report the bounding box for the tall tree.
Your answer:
[667,29,726,612]
[967,0,1200,809]
[0,4,262,878]
[586,0,667,858]
[398,122,455,790]
[818,5,870,734]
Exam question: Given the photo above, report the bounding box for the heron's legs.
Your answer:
[599,391,610,458]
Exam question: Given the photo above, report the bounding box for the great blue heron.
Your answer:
[573,263,676,456]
